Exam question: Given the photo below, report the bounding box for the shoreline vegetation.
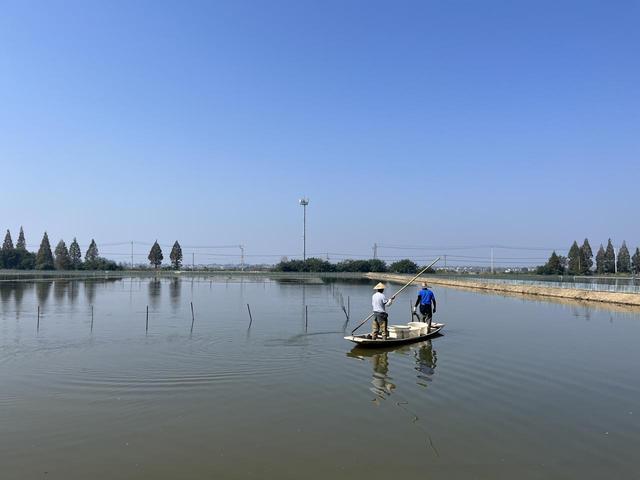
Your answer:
[3,227,639,276]
[1,228,120,271]
[538,238,640,275]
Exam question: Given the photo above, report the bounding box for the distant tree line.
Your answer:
[0,228,190,271]
[537,238,640,275]
[0,227,120,270]
[272,257,433,274]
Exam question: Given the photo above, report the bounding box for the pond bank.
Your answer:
[365,273,640,307]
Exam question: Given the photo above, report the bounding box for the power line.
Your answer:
[378,243,566,251]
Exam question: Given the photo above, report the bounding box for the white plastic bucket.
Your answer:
[408,322,428,336]
[389,325,410,339]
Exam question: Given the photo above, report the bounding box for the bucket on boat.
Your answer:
[408,321,428,336]
[389,325,410,339]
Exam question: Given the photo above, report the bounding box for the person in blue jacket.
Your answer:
[413,282,437,331]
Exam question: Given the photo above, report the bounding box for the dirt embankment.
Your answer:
[364,273,640,308]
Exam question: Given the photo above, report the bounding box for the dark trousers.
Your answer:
[419,305,433,329]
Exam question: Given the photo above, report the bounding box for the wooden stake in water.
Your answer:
[37,305,40,331]
[91,305,94,332]
[347,296,350,320]
[146,305,149,333]
[305,305,308,331]
[247,303,253,328]
[190,302,195,333]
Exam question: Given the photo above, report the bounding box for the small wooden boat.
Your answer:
[344,322,444,347]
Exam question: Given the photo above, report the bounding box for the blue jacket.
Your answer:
[415,288,436,308]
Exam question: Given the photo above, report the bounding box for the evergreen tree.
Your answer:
[538,251,565,275]
[604,239,616,273]
[54,240,71,270]
[2,230,14,251]
[567,241,581,275]
[148,241,163,268]
[35,232,55,270]
[617,241,631,273]
[16,227,26,251]
[16,251,36,270]
[632,248,640,275]
[2,227,29,269]
[579,238,593,274]
[558,255,568,273]
[85,239,99,264]
[169,241,183,269]
[595,244,606,274]
[69,238,82,269]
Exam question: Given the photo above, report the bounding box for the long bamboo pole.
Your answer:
[350,257,440,335]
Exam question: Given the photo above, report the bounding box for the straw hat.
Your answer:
[373,282,386,290]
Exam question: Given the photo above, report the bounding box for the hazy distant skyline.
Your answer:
[1,1,638,265]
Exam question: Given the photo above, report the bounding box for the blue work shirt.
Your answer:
[417,288,435,306]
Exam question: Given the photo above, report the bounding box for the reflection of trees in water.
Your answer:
[169,278,181,310]
[148,278,161,309]
[0,283,11,305]
[414,341,437,387]
[36,281,53,305]
[13,282,28,310]
[84,281,96,305]
[53,280,68,301]
[68,281,79,305]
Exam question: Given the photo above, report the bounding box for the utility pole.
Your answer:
[491,247,494,274]
[373,243,378,259]
[299,198,309,261]
[444,254,447,269]
[131,241,134,269]
[578,254,581,276]
[239,245,245,271]
[614,247,618,274]
[192,252,195,270]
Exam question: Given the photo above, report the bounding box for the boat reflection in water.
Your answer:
[347,340,438,400]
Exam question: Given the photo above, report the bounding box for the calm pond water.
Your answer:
[1,275,640,479]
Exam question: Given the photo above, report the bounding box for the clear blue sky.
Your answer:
[1,0,638,265]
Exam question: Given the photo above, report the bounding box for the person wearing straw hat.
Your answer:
[371,282,393,339]
[413,282,436,331]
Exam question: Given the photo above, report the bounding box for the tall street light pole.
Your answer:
[299,198,309,261]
